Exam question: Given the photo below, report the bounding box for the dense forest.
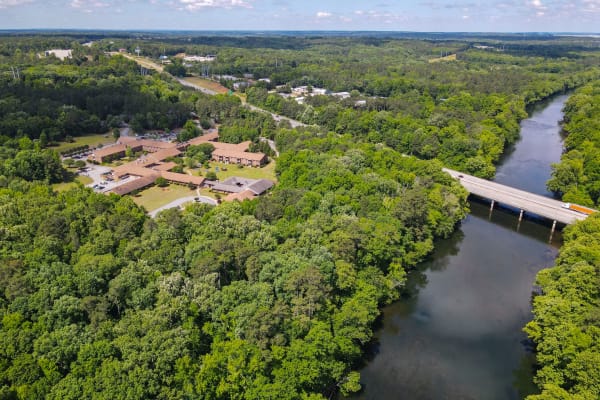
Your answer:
[0,123,468,399]
[0,32,599,399]
[0,36,470,398]
[523,79,600,400]
[237,40,599,178]
[0,53,191,142]
[525,215,600,400]
[547,80,600,207]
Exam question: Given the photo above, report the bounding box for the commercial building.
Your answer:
[90,132,268,196]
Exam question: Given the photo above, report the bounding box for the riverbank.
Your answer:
[354,92,571,399]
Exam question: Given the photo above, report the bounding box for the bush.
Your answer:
[155,177,168,187]
[205,171,217,181]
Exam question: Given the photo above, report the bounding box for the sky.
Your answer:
[0,0,598,32]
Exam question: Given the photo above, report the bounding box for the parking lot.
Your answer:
[79,163,119,193]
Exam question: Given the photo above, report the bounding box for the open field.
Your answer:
[132,57,164,72]
[114,53,165,72]
[429,54,457,63]
[199,160,277,181]
[132,184,197,212]
[182,77,229,94]
[52,175,93,192]
[52,134,114,153]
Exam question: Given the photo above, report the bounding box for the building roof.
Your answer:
[212,182,245,193]
[212,148,267,162]
[212,177,274,194]
[150,162,178,171]
[186,131,219,145]
[220,177,255,186]
[113,165,158,178]
[142,147,182,163]
[160,171,205,186]
[224,190,256,202]
[246,179,275,195]
[212,141,251,152]
[137,139,179,150]
[89,144,127,161]
[45,49,72,60]
[110,175,158,195]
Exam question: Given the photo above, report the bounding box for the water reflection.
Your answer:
[354,206,558,400]
[354,93,569,400]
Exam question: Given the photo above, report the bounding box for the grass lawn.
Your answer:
[199,188,218,199]
[197,160,277,182]
[132,184,197,212]
[53,175,93,192]
[182,77,229,94]
[52,133,115,153]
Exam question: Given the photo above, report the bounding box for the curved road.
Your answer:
[244,103,307,128]
[149,196,217,218]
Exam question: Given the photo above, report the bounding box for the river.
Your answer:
[355,94,570,399]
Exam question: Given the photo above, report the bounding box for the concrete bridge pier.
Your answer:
[518,209,524,222]
[549,220,557,242]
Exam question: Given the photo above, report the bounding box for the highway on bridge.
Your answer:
[444,168,593,225]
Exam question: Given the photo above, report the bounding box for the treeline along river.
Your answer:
[355,94,571,399]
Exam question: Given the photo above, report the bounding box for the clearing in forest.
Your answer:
[429,54,457,63]
[52,133,115,153]
[182,77,229,94]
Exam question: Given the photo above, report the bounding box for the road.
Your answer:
[149,196,217,218]
[114,52,306,128]
[244,103,307,128]
[444,168,592,224]
[259,137,279,156]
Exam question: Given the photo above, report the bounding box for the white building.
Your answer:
[183,55,216,62]
[332,92,351,99]
[44,49,72,60]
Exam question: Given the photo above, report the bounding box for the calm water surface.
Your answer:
[495,94,569,197]
[355,94,569,399]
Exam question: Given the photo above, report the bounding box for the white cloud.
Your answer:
[316,11,332,18]
[70,0,109,9]
[359,9,408,23]
[582,0,600,12]
[529,0,547,10]
[0,0,33,8]
[177,0,252,11]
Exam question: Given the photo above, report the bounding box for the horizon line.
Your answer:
[0,29,599,35]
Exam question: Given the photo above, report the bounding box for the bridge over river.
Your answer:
[444,168,594,230]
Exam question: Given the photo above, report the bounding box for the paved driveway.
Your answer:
[149,196,217,218]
